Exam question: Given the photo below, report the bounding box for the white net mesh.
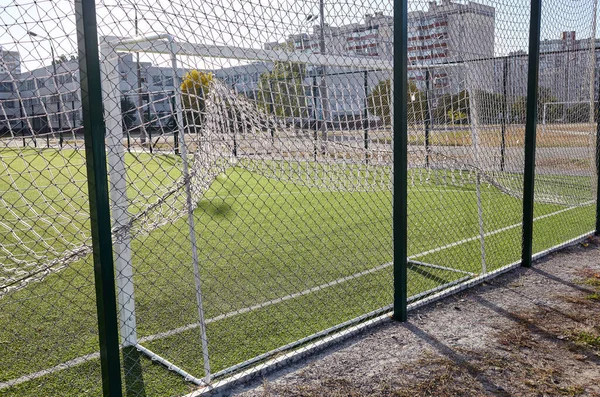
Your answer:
[1,0,599,393]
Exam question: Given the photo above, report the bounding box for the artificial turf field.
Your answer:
[0,148,595,396]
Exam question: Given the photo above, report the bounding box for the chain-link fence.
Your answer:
[0,0,598,395]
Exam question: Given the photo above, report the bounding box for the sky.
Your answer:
[0,0,598,73]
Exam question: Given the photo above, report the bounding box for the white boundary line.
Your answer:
[412,200,594,259]
[183,231,594,397]
[1,201,594,390]
[0,352,100,389]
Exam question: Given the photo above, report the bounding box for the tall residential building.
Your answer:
[266,1,495,96]
[0,48,21,131]
[538,31,597,104]
[0,47,21,76]
[265,12,394,58]
[408,1,495,95]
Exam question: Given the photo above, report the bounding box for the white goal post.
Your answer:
[541,100,594,134]
[98,33,511,385]
[100,33,402,384]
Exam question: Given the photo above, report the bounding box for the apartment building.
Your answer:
[0,52,190,133]
[538,31,597,104]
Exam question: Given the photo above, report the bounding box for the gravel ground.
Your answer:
[232,237,600,397]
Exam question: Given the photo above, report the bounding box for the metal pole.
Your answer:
[596,93,600,234]
[313,75,318,161]
[171,94,179,155]
[596,92,600,235]
[146,100,152,153]
[170,41,212,383]
[75,0,123,395]
[318,0,328,155]
[521,0,543,268]
[501,56,508,171]
[424,69,431,169]
[363,70,369,164]
[590,1,598,235]
[542,102,546,134]
[269,79,275,145]
[135,7,147,147]
[595,27,600,235]
[19,100,25,146]
[392,0,408,322]
[100,39,138,348]
[49,45,63,148]
[32,103,37,148]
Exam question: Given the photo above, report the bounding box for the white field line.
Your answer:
[138,261,394,344]
[0,352,100,389]
[412,200,594,259]
[0,199,593,390]
[187,231,595,397]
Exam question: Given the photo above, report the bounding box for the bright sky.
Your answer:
[0,0,598,73]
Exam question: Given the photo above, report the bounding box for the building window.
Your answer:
[61,92,78,102]
[57,74,73,85]
[152,93,167,102]
[0,82,13,92]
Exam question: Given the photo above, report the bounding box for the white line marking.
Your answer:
[1,200,593,389]
[0,352,100,389]
[411,200,593,259]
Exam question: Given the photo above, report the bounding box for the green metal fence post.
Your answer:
[424,69,431,169]
[596,88,600,235]
[75,0,123,395]
[501,56,508,171]
[521,0,543,268]
[364,70,369,164]
[392,0,408,322]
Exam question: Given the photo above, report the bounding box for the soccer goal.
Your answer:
[541,100,595,133]
[97,34,508,385]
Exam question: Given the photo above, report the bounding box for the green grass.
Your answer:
[0,147,595,396]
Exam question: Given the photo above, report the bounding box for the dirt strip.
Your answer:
[233,237,600,397]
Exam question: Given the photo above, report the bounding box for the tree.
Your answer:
[432,90,470,124]
[52,54,77,65]
[366,80,425,126]
[180,70,213,130]
[510,87,559,123]
[120,96,137,130]
[566,102,591,123]
[367,79,391,126]
[471,90,505,124]
[256,62,308,119]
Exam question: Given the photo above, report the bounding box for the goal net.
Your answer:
[3,30,597,298]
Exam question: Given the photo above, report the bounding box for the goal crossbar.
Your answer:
[112,35,393,70]
[110,34,465,71]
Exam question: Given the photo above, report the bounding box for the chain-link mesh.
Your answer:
[405,0,530,302]
[0,1,106,396]
[532,0,597,254]
[0,0,598,395]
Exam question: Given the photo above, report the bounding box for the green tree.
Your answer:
[256,62,308,118]
[472,90,505,124]
[566,102,591,123]
[510,87,560,123]
[180,70,213,130]
[432,90,470,124]
[366,80,425,126]
[367,79,391,125]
